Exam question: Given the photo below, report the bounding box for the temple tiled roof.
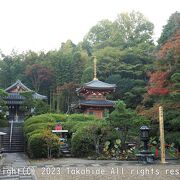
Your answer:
[4,80,47,104]
[77,79,116,92]
[33,92,47,100]
[79,100,115,107]
[5,80,32,92]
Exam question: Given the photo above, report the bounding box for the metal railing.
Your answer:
[9,120,14,150]
[8,115,24,122]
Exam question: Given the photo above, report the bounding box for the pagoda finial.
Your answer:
[93,56,98,80]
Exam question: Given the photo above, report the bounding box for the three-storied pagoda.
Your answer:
[76,57,116,119]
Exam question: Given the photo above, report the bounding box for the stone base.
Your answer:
[136,153,155,164]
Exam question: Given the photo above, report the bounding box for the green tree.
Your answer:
[81,67,93,83]
[60,40,76,55]
[0,89,8,127]
[0,53,25,88]
[158,11,180,45]
[113,11,154,48]
[72,52,86,84]
[84,19,114,49]
[25,64,53,92]
[33,100,50,115]
[140,12,180,149]
[56,83,78,113]
[109,100,149,151]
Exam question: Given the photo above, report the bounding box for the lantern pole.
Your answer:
[159,106,166,163]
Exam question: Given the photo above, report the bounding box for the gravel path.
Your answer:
[30,158,180,180]
[1,154,180,180]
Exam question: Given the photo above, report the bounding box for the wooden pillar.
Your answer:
[159,106,166,163]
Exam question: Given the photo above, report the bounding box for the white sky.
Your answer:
[0,0,179,54]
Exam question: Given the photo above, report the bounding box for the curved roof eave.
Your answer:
[77,79,116,93]
[5,80,32,92]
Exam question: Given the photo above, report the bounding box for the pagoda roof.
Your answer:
[79,100,115,107]
[77,79,116,93]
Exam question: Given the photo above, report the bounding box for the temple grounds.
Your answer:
[29,158,180,180]
[1,153,180,180]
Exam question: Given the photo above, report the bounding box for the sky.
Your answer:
[0,0,179,54]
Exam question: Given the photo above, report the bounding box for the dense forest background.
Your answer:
[0,11,179,126]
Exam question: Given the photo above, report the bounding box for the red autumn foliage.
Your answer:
[149,71,168,86]
[157,29,180,59]
[149,30,180,96]
[148,71,169,95]
[148,87,169,95]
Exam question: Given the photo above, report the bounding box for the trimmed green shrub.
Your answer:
[24,122,56,135]
[24,113,66,127]
[24,113,68,158]
[50,114,67,122]
[71,120,108,157]
[71,127,95,157]
[67,114,95,121]
[63,120,94,134]
[24,113,104,158]
[28,130,60,158]
[26,129,46,140]
[28,133,47,158]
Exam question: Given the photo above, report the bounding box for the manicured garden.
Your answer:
[24,101,149,159]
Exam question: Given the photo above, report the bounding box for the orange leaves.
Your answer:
[148,87,169,95]
[148,71,169,95]
[157,29,180,59]
[149,72,168,85]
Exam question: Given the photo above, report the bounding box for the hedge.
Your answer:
[63,120,93,134]
[71,127,95,157]
[28,133,47,158]
[24,113,98,158]
[24,113,67,158]
[24,113,66,127]
[67,114,95,121]
[24,122,56,135]
[71,120,108,157]
[28,130,60,158]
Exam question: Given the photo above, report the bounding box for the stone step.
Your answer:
[3,150,25,153]
[10,140,24,143]
[1,127,25,153]
[9,146,24,148]
[63,154,72,157]
[8,146,24,148]
[9,140,24,142]
[3,142,24,145]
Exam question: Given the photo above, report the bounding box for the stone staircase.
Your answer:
[59,144,72,157]
[0,124,25,153]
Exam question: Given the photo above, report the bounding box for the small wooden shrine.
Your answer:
[76,57,116,119]
[5,80,47,122]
